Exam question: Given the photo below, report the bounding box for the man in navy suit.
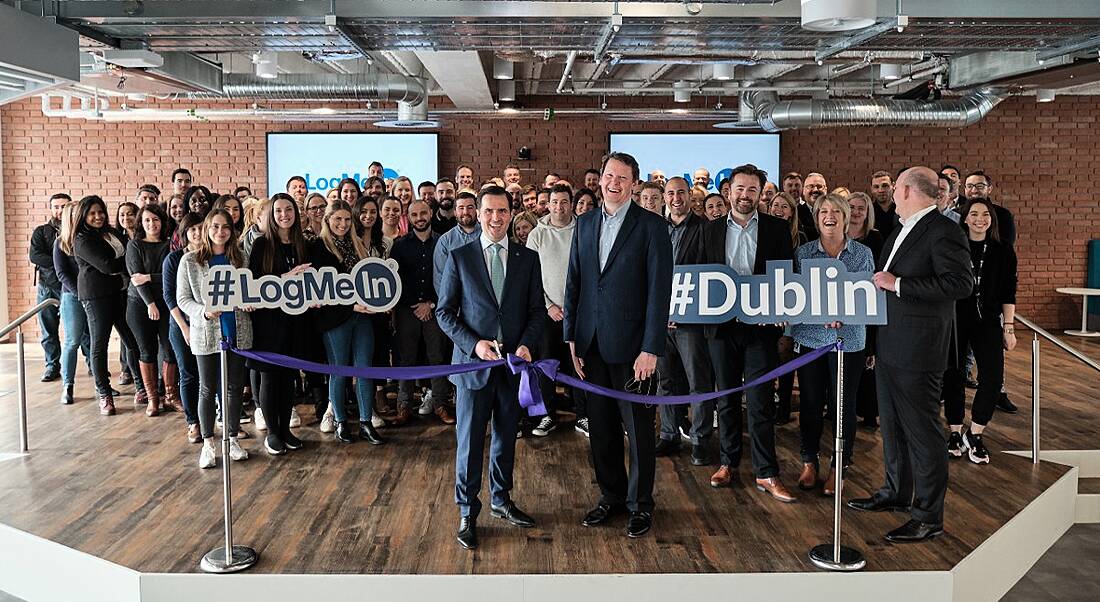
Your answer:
[564,152,674,538]
[436,185,546,550]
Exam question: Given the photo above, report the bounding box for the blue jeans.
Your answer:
[37,283,61,371]
[59,292,91,386]
[321,315,375,423]
[168,320,200,425]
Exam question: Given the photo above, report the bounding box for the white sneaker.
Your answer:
[418,390,434,415]
[289,407,301,428]
[371,411,385,428]
[320,406,335,433]
[198,444,217,469]
[532,416,558,437]
[254,407,267,431]
[229,438,249,461]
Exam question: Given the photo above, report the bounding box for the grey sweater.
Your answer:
[525,214,575,309]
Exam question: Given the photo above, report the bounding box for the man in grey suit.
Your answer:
[848,166,974,543]
[436,186,546,550]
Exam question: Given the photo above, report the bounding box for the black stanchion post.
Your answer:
[200,344,259,573]
[809,338,865,571]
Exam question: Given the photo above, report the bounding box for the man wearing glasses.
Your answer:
[962,171,1015,246]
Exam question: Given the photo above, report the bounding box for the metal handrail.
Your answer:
[0,299,60,340]
[1,298,60,454]
[1015,313,1100,465]
[1016,314,1100,373]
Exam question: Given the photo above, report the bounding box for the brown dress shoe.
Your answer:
[822,468,837,496]
[710,465,733,488]
[755,477,797,503]
[435,405,456,425]
[388,407,413,426]
[798,462,818,491]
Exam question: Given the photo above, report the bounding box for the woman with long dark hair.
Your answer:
[176,209,253,468]
[183,185,212,216]
[248,193,312,455]
[310,200,384,444]
[337,178,362,204]
[53,200,92,405]
[350,195,392,429]
[164,212,205,443]
[72,195,144,415]
[380,196,403,240]
[573,188,596,216]
[125,203,176,417]
[942,198,1018,465]
[211,194,245,234]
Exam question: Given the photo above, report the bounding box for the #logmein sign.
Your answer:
[203,258,402,315]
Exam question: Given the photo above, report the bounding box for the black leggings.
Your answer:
[259,369,295,440]
[125,297,173,364]
[196,351,245,439]
[82,293,141,396]
[944,317,1004,427]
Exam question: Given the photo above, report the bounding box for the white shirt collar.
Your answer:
[726,210,759,229]
[481,233,508,252]
[900,204,937,227]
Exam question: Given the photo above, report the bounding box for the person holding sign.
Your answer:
[176,209,254,469]
[564,152,673,539]
[789,193,875,496]
[848,167,974,544]
[436,186,546,550]
[701,164,796,503]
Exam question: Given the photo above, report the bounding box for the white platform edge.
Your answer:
[1005,449,1100,477]
[1076,494,1100,523]
[951,467,1077,601]
[0,522,141,602]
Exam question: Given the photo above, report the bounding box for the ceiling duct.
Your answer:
[801,0,877,32]
[743,88,1006,131]
[374,98,437,129]
[185,73,427,104]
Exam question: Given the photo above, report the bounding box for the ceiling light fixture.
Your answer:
[713,63,734,80]
[498,80,516,102]
[801,0,877,32]
[254,51,278,79]
[673,80,691,103]
[1036,89,1055,103]
[493,56,514,80]
[879,63,902,80]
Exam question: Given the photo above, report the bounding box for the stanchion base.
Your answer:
[808,544,866,572]
[200,545,259,574]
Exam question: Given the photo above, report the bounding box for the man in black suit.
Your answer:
[436,186,546,550]
[564,151,673,538]
[654,176,715,465]
[701,164,797,503]
[848,166,974,543]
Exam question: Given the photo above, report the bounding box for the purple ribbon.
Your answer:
[223,341,842,416]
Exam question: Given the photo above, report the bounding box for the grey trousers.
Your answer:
[657,325,715,445]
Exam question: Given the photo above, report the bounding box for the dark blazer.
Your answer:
[436,239,545,391]
[73,229,128,301]
[672,212,707,266]
[30,220,61,289]
[699,211,793,338]
[876,209,974,372]
[563,201,673,364]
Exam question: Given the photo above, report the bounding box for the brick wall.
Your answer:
[3,94,1097,337]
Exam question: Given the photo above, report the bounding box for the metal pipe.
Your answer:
[0,298,61,340]
[881,64,948,89]
[183,73,428,104]
[1016,314,1100,372]
[832,346,845,562]
[1032,334,1040,465]
[17,329,28,454]
[557,50,577,94]
[220,346,233,562]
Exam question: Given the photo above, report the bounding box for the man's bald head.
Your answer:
[893,166,940,218]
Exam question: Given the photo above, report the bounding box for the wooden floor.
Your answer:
[0,337,1095,575]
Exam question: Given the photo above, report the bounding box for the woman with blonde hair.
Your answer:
[52,199,92,405]
[767,191,805,424]
[510,211,538,246]
[768,192,806,250]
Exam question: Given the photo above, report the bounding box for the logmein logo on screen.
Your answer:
[305,170,400,191]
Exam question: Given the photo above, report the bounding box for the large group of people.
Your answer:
[27,151,1019,549]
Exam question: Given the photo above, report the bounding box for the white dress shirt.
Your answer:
[883,203,937,297]
[480,233,509,276]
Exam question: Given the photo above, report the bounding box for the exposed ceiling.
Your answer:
[7,0,1100,123]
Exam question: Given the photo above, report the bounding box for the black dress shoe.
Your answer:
[582,502,628,527]
[41,368,60,383]
[334,421,355,444]
[358,423,385,445]
[654,438,680,456]
[885,519,944,543]
[626,511,653,538]
[457,517,478,550]
[490,502,535,528]
[690,444,711,466]
[995,393,1018,414]
[847,496,911,513]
